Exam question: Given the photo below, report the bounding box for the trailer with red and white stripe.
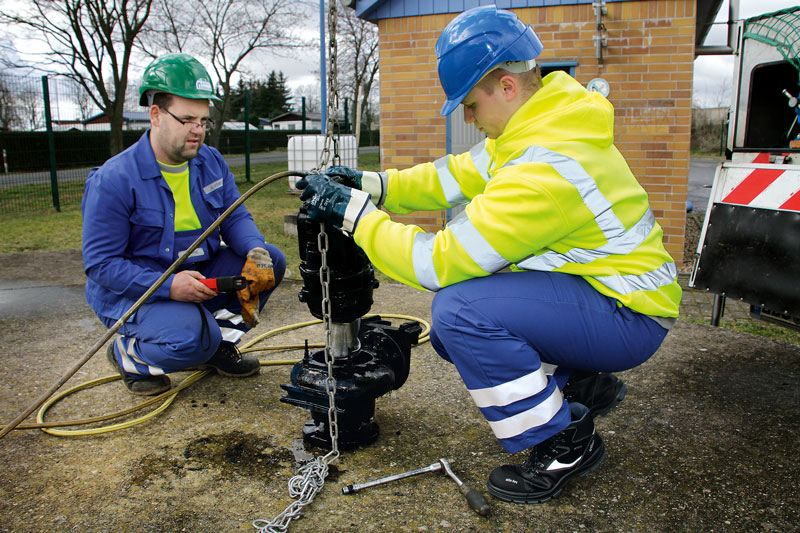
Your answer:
[689,153,800,331]
[689,7,800,331]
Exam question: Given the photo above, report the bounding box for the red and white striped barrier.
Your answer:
[711,153,800,212]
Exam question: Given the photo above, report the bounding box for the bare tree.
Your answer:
[139,0,304,146]
[336,1,379,146]
[0,76,21,131]
[18,86,44,131]
[292,83,322,115]
[73,84,95,124]
[0,0,154,154]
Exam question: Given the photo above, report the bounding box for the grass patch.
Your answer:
[0,180,85,212]
[0,204,84,253]
[683,316,800,345]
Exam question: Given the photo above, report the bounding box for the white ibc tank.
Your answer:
[287,135,358,189]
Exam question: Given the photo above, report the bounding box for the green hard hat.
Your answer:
[139,53,221,106]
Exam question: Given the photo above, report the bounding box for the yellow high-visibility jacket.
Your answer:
[354,71,681,319]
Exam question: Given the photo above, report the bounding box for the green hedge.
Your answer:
[0,128,379,172]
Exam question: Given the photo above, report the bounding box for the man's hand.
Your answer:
[295,174,373,235]
[170,270,218,302]
[325,166,363,189]
[237,247,276,328]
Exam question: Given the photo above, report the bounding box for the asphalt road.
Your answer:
[688,156,723,213]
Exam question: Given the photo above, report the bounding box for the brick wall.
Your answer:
[377,1,694,262]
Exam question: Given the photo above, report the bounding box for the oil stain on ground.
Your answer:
[129,431,294,486]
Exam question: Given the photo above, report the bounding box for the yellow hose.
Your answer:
[30,314,430,437]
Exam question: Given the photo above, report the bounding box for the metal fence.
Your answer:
[0,73,142,213]
[0,73,376,215]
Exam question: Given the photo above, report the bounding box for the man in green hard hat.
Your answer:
[82,53,285,396]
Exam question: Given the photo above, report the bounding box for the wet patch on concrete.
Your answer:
[129,432,295,487]
[184,431,293,476]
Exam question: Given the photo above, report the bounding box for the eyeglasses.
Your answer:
[160,107,215,131]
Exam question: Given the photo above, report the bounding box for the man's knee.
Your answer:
[154,312,221,368]
[431,283,467,331]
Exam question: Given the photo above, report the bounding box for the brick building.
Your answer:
[352,0,724,264]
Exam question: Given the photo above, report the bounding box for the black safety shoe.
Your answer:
[562,370,627,418]
[194,341,260,377]
[106,343,171,396]
[487,402,605,503]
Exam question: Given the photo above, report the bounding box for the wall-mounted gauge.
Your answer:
[587,78,610,97]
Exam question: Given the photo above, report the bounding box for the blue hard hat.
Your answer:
[436,5,543,116]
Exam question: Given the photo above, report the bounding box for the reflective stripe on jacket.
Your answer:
[354,71,681,318]
[81,130,265,321]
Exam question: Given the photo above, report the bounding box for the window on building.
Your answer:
[540,61,578,77]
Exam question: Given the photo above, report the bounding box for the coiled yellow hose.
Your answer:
[30,314,430,436]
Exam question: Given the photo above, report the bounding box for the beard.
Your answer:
[167,135,203,163]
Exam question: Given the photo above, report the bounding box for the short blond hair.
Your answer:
[475,66,542,98]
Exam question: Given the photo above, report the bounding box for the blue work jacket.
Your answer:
[82,130,265,321]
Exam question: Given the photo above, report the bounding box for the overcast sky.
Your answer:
[273,1,800,108]
[5,1,797,112]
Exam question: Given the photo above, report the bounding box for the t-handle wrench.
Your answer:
[438,458,491,516]
[342,458,490,516]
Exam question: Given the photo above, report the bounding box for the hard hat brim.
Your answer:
[440,97,463,116]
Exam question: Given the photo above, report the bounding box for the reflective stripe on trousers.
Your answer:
[429,270,668,454]
[104,244,285,376]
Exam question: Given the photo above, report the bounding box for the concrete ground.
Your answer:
[0,250,798,532]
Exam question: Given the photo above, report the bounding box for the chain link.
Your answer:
[254,2,340,531]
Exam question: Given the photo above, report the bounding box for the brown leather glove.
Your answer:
[237,247,275,328]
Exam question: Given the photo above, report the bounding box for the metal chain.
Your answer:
[313,0,341,172]
[318,226,340,457]
[253,2,340,531]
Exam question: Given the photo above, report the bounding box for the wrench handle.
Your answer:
[458,484,491,516]
[342,463,441,494]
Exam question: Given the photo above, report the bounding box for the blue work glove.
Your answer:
[326,166,388,208]
[325,166,363,189]
[296,174,374,235]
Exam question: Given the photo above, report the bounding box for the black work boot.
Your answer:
[487,402,605,503]
[562,370,627,418]
[106,343,171,396]
[195,341,260,377]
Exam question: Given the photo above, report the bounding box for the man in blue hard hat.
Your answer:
[82,53,285,396]
[295,6,681,503]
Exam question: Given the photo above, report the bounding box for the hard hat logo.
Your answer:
[138,53,221,107]
[196,79,213,92]
[436,6,543,116]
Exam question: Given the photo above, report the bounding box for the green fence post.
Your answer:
[244,88,251,183]
[301,97,306,133]
[42,75,60,211]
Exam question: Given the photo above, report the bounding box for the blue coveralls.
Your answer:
[429,271,668,453]
[82,131,285,376]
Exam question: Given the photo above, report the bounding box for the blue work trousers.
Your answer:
[104,244,285,376]
[429,271,668,453]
